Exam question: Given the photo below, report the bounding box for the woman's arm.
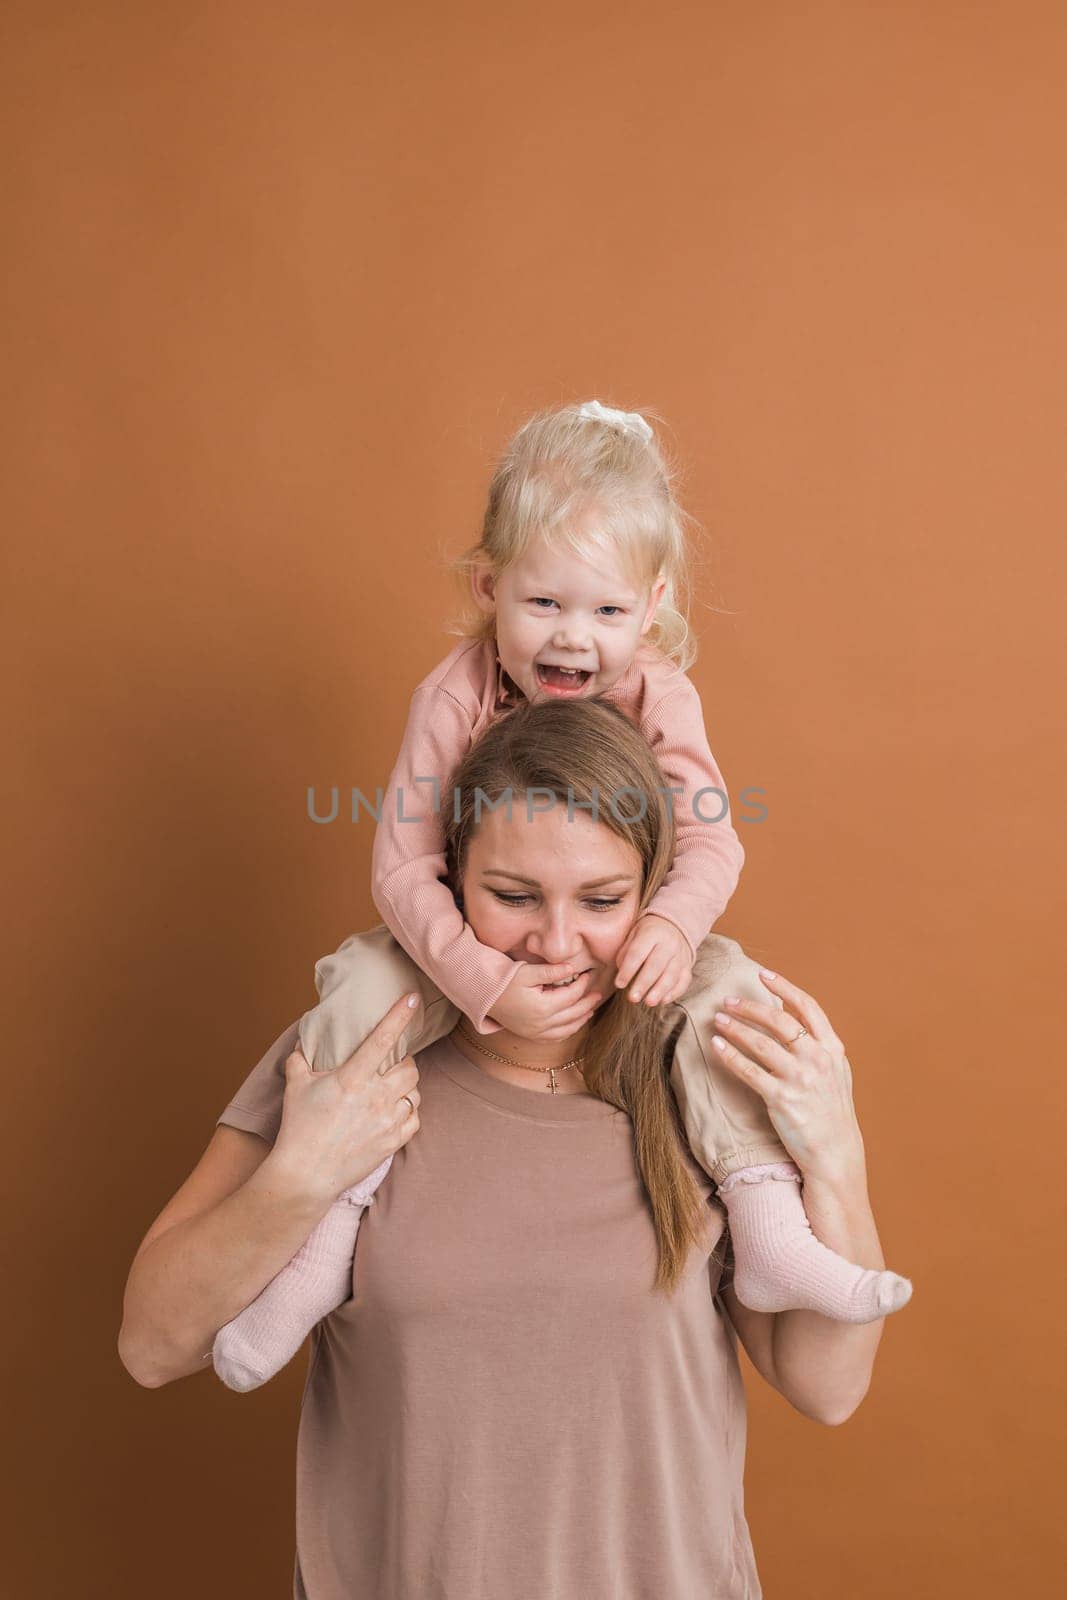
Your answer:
[710,970,905,1425]
[719,1147,886,1424]
[119,994,423,1388]
[118,1126,334,1388]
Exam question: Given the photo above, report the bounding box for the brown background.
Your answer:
[4,1,1064,1594]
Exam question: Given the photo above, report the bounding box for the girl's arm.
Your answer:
[371,684,521,1032]
[640,678,746,955]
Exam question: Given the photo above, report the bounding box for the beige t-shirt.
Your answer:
[217,1025,763,1599]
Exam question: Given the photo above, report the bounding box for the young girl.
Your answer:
[213,398,912,1392]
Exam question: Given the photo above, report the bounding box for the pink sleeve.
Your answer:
[640,680,745,957]
[370,685,522,1032]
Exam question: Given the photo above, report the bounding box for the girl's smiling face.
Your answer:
[471,527,666,704]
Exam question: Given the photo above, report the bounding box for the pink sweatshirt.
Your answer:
[370,636,745,1032]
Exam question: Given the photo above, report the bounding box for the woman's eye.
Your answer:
[490,892,620,911]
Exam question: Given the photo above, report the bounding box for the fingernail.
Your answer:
[406,993,419,1008]
[760,969,777,980]
[712,1037,728,1052]
[714,1011,731,1026]
[723,996,740,1006]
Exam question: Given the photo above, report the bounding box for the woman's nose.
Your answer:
[527,907,583,963]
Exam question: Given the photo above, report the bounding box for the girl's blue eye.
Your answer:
[528,598,626,616]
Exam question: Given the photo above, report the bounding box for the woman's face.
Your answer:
[460,797,645,1004]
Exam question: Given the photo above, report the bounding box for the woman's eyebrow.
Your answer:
[482,870,638,890]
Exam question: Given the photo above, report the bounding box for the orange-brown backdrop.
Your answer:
[4,1,1064,1594]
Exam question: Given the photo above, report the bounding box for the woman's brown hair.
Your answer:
[443,695,712,1293]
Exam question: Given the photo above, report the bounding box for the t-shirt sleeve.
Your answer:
[214,1019,301,1147]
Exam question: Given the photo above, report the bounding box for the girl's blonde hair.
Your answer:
[443,694,716,1294]
[447,400,700,671]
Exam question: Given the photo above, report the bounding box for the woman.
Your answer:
[119,698,895,1599]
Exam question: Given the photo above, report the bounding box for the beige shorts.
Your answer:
[298,924,791,1185]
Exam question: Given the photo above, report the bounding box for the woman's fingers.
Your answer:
[714,970,846,1080]
[339,992,421,1084]
[712,1011,794,1077]
[392,1086,422,1148]
[720,994,810,1048]
[393,1083,421,1125]
[709,1030,776,1097]
[758,969,838,1045]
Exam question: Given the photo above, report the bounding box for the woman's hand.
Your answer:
[612,913,694,1006]
[489,963,604,1040]
[710,969,866,1184]
[271,993,423,1205]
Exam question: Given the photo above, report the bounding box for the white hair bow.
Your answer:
[576,399,653,442]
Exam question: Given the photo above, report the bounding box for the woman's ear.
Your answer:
[640,574,667,635]
[470,561,497,616]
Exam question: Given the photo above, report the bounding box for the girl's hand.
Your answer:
[489,963,604,1040]
[271,993,423,1205]
[709,970,866,1184]
[613,914,694,1007]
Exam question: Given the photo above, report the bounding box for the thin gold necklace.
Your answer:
[455,1024,586,1095]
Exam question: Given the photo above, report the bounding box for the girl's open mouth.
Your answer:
[535,664,592,695]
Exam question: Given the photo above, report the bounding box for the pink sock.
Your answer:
[212,1155,393,1393]
[718,1162,912,1324]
